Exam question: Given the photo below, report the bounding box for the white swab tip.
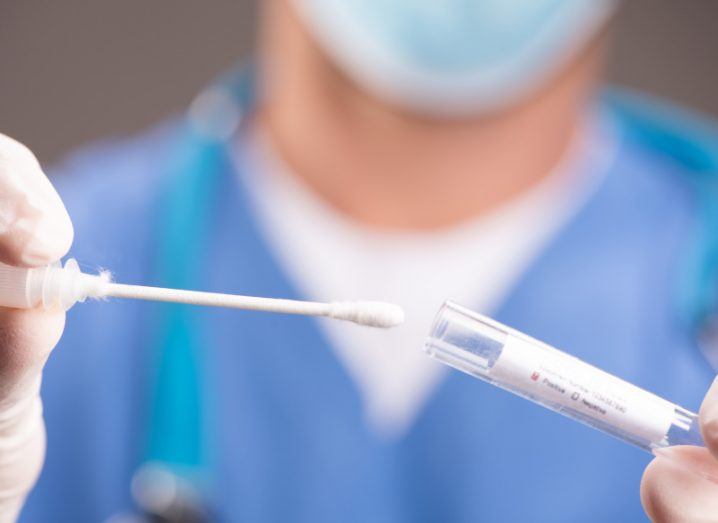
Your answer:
[329,301,405,328]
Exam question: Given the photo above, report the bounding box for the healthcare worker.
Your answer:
[0,0,717,521]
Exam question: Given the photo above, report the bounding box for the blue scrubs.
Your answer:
[20,91,718,522]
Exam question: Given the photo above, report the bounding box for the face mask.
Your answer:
[291,0,618,117]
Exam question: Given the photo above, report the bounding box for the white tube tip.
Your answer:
[329,301,405,328]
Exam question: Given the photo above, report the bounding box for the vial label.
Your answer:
[490,335,675,445]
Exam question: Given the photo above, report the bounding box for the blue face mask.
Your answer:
[292,0,618,116]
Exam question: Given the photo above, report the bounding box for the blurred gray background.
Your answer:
[0,0,716,163]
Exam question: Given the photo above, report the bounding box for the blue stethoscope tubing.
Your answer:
[138,68,256,503]
[138,71,718,509]
[606,89,718,365]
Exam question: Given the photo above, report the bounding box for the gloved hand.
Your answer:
[641,376,718,522]
[0,133,73,521]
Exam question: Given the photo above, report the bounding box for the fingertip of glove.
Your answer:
[0,133,74,268]
[18,211,74,267]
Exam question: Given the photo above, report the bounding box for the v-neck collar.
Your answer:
[201,105,622,448]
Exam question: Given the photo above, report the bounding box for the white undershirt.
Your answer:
[233,117,615,439]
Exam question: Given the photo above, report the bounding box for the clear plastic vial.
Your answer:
[424,301,704,453]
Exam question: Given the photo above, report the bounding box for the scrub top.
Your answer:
[20,90,718,522]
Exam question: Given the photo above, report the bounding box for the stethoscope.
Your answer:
[106,69,254,523]
[106,70,718,522]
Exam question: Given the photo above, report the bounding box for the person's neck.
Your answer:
[256,0,604,230]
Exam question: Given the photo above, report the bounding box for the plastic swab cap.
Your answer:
[0,258,107,311]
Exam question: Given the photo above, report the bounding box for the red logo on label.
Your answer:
[530,372,540,381]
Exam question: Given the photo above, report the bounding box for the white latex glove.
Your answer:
[0,133,73,522]
[641,376,718,522]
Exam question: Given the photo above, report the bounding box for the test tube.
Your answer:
[424,301,707,459]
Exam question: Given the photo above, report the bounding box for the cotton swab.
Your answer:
[101,282,405,328]
[0,258,405,328]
